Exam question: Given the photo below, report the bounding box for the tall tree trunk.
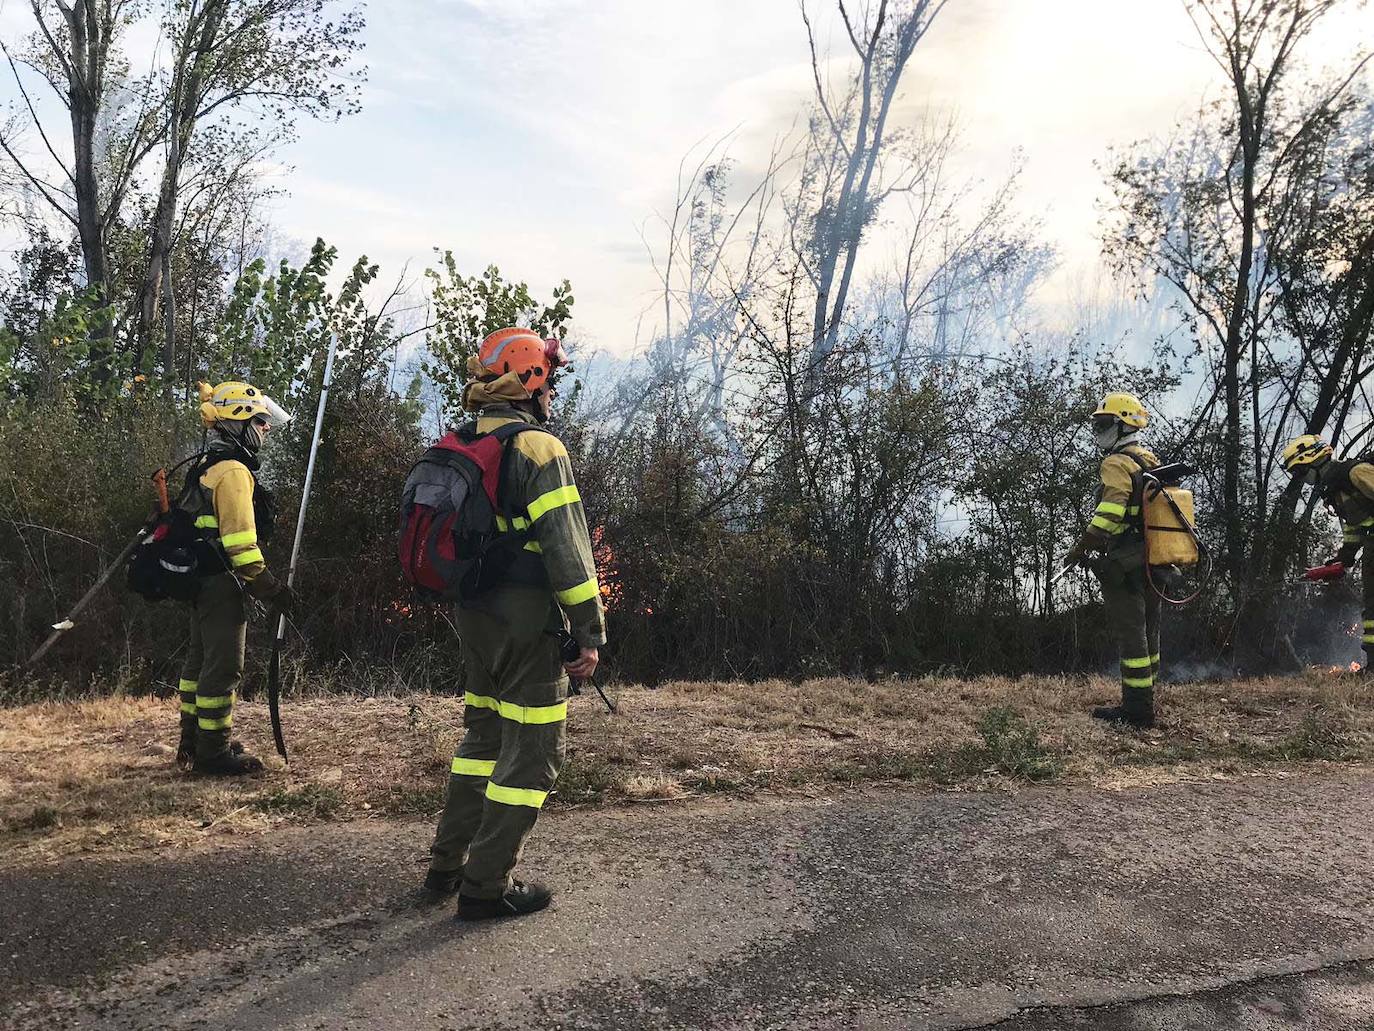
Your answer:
[57,1,114,369]
[137,0,226,372]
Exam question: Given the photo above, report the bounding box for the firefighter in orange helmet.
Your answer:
[424,328,606,920]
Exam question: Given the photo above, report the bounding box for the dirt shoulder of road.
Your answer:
[2,672,1372,865]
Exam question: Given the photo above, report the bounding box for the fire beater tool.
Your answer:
[266,332,339,762]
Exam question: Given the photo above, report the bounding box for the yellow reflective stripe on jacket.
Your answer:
[451,757,497,777]
[527,484,582,522]
[494,514,533,532]
[1089,516,1127,534]
[229,547,265,569]
[1096,502,1127,518]
[485,781,549,809]
[556,577,600,606]
[220,529,258,548]
[464,692,568,725]
[194,515,219,529]
[1121,656,1152,669]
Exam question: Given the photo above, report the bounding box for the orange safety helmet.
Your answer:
[476,327,569,393]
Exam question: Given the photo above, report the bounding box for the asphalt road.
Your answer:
[3,770,1373,1030]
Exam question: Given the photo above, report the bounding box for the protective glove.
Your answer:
[1063,540,1091,569]
[244,571,295,614]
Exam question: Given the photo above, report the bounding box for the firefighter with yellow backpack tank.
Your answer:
[1282,434,1374,669]
[1063,392,1202,728]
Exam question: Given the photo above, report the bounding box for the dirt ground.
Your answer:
[2,671,1372,865]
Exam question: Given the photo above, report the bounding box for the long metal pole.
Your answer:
[267,332,338,761]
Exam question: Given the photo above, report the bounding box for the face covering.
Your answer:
[1304,467,1319,486]
[1093,422,1121,451]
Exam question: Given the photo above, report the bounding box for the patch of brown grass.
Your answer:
[3,672,1372,865]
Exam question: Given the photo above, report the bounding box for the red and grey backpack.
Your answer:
[398,421,543,601]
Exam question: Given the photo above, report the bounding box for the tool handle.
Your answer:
[152,468,170,514]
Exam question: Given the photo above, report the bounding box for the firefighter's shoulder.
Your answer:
[200,458,253,488]
[1098,452,1139,489]
[1099,452,1137,475]
[1349,460,1374,495]
[511,428,569,467]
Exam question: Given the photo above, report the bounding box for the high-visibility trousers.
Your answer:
[177,573,247,761]
[430,585,568,900]
[1095,545,1160,712]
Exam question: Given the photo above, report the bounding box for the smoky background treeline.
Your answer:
[3,0,1373,698]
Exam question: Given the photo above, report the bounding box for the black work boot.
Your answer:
[176,731,197,767]
[421,867,464,897]
[177,736,243,766]
[193,748,264,776]
[457,880,553,921]
[1093,687,1155,729]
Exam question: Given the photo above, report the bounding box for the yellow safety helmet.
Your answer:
[1092,391,1150,430]
[197,381,290,429]
[1280,434,1333,474]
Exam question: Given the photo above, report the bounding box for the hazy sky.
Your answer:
[3,0,1369,353]
[275,0,1236,352]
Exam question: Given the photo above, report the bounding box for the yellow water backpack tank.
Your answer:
[1142,481,1199,566]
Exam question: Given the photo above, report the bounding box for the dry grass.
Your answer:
[3,672,1372,865]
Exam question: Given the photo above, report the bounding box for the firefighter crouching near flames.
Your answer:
[1282,434,1374,669]
[177,382,295,775]
[1064,392,1162,729]
[424,328,606,920]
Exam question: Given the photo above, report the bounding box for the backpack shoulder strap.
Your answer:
[486,422,552,522]
[1118,447,1157,473]
[487,421,547,443]
[175,451,217,508]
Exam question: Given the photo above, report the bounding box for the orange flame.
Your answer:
[591,525,623,612]
[1316,660,1362,675]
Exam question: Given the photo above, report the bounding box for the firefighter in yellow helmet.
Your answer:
[1064,392,1162,728]
[174,381,294,775]
[1282,433,1374,667]
[423,328,606,921]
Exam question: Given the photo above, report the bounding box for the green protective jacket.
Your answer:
[185,449,268,583]
[1317,459,1374,554]
[474,403,607,648]
[1077,442,1160,554]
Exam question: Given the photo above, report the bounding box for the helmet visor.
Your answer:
[258,395,292,428]
[1090,414,1118,434]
